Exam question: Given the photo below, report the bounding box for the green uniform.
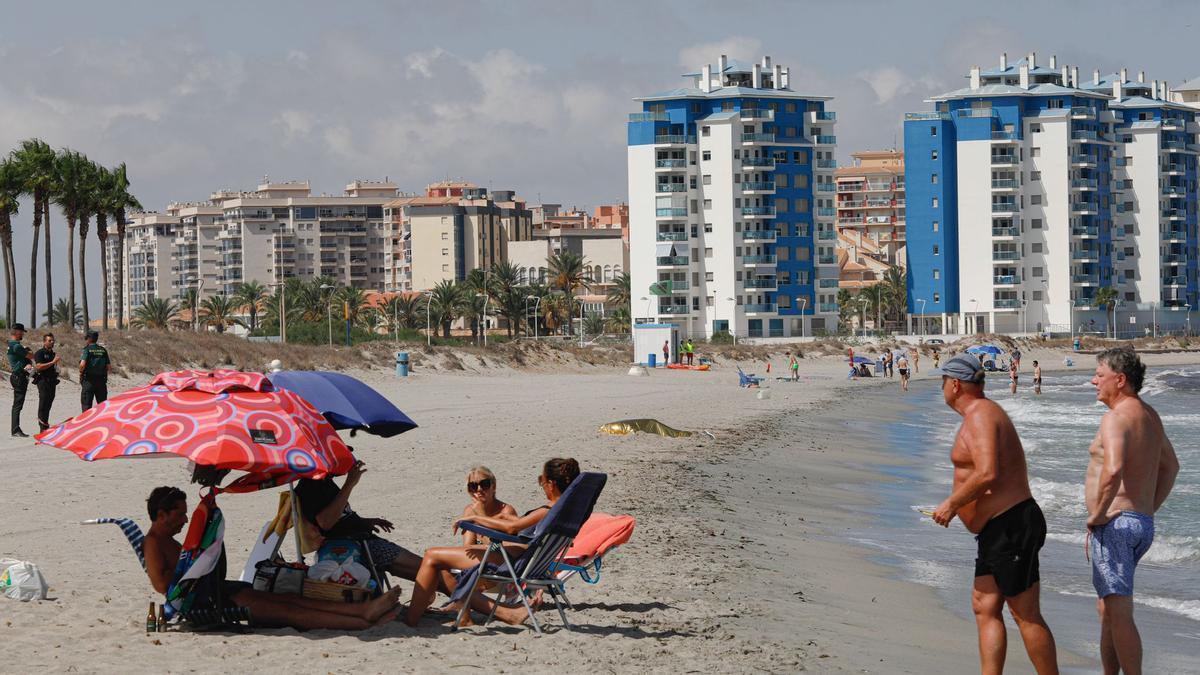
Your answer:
[8,339,31,435]
[80,343,110,411]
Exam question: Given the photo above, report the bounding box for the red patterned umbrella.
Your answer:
[36,369,354,481]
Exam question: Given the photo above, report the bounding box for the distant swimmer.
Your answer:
[1033,361,1042,395]
[897,352,910,392]
[1009,359,1019,395]
[1085,348,1179,675]
[932,353,1059,675]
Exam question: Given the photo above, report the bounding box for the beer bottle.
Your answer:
[145,601,156,634]
[157,604,166,632]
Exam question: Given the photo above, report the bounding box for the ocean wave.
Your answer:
[1137,595,1200,622]
[1030,477,1088,519]
[1047,531,1200,565]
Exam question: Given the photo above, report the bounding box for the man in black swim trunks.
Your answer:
[931,354,1059,674]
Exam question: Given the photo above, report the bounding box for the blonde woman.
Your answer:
[459,466,518,546]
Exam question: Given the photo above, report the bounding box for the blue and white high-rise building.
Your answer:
[905,52,1198,336]
[627,55,839,339]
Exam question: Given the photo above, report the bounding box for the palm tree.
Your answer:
[428,279,463,338]
[11,139,56,328]
[131,297,180,330]
[1094,286,1120,338]
[547,251,593,335]
[92,165,115,330]
[106,163,141,329]
[583,311,606,336]
[53,150,92,331]
[234,280,269,332]
[335,286,372,328]
[0,159,20,326]
[77,160,104,330]
[45,297,82,328]
[200,295,245,333]
[606,271,631,308]
[859,284,885,334]
[179,287,200,330]
[605,306,631,334]
[492,286,529,338]
[542,292,570,335]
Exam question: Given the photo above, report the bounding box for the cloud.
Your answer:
[678,37,764,69]
[857,66,944,104]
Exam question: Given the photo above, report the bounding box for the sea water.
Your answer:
[850,365,1200,672]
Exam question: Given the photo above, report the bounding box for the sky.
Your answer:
[2,0,1200,322]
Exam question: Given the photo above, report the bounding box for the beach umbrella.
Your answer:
[967,345,1002,356]
[851,356,873,364]
[36,369,354,482]
[267,370,417,437]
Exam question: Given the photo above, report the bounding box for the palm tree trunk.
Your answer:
[116,211,126,330]
[79,219,91,330]
[42,196,52,325]
[97,213,109,331]
[29,198,41,328]
[67,215,77,331]
[6,244,15,328]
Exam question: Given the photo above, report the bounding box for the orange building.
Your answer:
[593,202,629,241]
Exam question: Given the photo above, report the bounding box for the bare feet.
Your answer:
[365,587,403,622]
[493,603,531,626]
[372,606,401,626]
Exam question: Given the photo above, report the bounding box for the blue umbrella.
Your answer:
[267,371,418,437]
[851,356,873,364]
[966,345,1003,356]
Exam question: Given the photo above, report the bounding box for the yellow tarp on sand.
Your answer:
[599,419,694,438]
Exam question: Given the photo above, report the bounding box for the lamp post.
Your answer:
[270,280,287,344]
[424,291,433,347]
[1186,303,1192,337]
[392,293,399,346]
[796,296,807,338]
[969,298,978,334]
[320,283,335,346]
[726,297,737,344]
[194,278,205,333]
[475,292,489,347]
[579,298,586,348]
[1152,301,1157,338]
[1113,300,1119,340]
[917,298,926,336]
[640,296,651,324]
[527,295,542,339]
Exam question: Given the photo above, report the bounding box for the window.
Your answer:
[793,151,804,163]
[1031,147,1041,157]
[442,264,449,272]
[703,199,712,209]
[933,269,940,280]
[702,174,712,185]
[441,232,448,240]
[1123,269,1135,279]
[441,248,449,256]
[1030,171,1041,181]
[795,174,809,188]
[933,245,939,255]
[1032,291,1043,301]
[701,126,710,136]
[776,174,789,188]
[1030,123,1042,133]
[934,293,940,302]
[793,198,809,213]
[777,201,789,213]
[704,272,714,282]
[785,127,797,137]
[702,151,711,161]
[704,222,713,233]
[690,177,697,189]
[1031,243,1043,253]
[777,247,790,261]
[931,150,939,160]
[691,199,699,213]
[785,103,796,113]
[932,197,939,208]
[1031,195,1042,205]
[692,297,699,310]
[932,221,939,232]
[733,150,740,159]
[704,247,713,258]
[1123,156,1133,165]
[932,173,939,184]
[706,296,714,306]
[1032,266,1044,277]
[1032,218,1043,229]
[930,126,937,136]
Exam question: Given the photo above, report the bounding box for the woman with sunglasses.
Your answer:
[459,466,517,546]
[404,458,580,627]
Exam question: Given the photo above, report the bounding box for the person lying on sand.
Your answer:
[404,458,581,627]
[459,465,518,546]
[143,486,401,630]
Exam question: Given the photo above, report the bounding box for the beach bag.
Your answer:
[252,559,306,595]
[0,558,49,601]
[316,539,364,566]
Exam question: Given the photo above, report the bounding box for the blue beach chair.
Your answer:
[452,472,607,634]
[737,367,764,388]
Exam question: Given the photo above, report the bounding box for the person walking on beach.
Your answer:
[789,352,799,382]
[79,331,110,412]
[685,339,695,366]
[912,348,920,373]
[897,352,910,391]
[7,323,32,437]
[932,353,1059,675]
[1085,348,1179,675]
[677,339,685,365]
[32,333,60,433]
[1012,348,1022,372]
[662,340,669,367]
[1009,359,1019,395]
[1032,361,1042,395]
[933,348,940,369]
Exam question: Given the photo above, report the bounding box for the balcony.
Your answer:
[742,156,775,168]
[1071,178,1098,190]
[1072,274,1100,285]
[1162,209,1186,220]
[1072,225,1098,237]
[957,108,997,118]
[992,250,1020,260]
[1071,203,1099,215]
[656,183,687,193]
[991,131,1018,142]
[990,155,1018,165]
[656,207,687,218]
[739,109,774,121]
[1163,253,1187,264]
[744,303,777,313]
[905,112,951,121]
[742,254,777,265]
[1162,163,1185,175]
[655,158,687,169]
[1071,250,1100,261]
[661,279,689,291]
[1162,118,1186,131]
[741,229,776,241]
[816,159,838,169]
[817,254,838,265]
[656,231,688,241]
[1163,185,1187,196]
[1073,298,1097,308]
[1163,140,1188,152]
[994,298,1021,309]
[741,206,776,217]
[654,134,695,145]
[655,256,689,267]
[1070,107,1096,120]
[741,181,776,193]
[1071,154,1097,167]
[810,111,837,122]
[992,226,1018,237]
[742,133,776,144]
[1071,130,1099,142]
[744,278,777,289]
[817,230,837,240]
[1164,276,1187,287]
[819,302,838,313]
[816,207,837,217]
[629,112,670,122]
[658,305,689,315]
[1163,229,1187,241]
[991,202,1018,213]
[993,274,1020,285]
[991,179,1019,190]
[816,183,837,193]
[813,135,836,145]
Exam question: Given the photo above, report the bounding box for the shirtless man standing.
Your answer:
[1086,348,1179,675]
[932,354,1058,675]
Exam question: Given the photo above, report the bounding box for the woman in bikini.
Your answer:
[404,458,581,627]
[459,466,518,546]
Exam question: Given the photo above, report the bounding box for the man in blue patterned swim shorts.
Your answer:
[1086,348,1180,675]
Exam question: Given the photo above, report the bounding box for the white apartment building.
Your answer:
[108,212,180,320]
[628,55,838,339]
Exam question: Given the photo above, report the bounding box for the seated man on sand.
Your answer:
[405,458,582,627]
[294,458,420,582]
[143,486,401,630]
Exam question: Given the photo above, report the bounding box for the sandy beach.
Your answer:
[1,345,1198,673]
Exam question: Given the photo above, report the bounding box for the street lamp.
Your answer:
[424,290,434,347]
[796,296,808,338]
[270,280,287,344]
[579,298,586,348]
[527,295,542,339]
[640,295,652,321]
[475,292,490,347]
[320,283,335,347]
[193,278,205,333]
[1186,303,1193,337]
[969,298,978,334]
[917,298,926,336]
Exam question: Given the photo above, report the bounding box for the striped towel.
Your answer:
[84,518,146,569]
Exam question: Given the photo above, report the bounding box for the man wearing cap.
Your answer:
[932,353,1058,674]
[7,323,32,437]
[79,331,111,411]
[32,332,61,432]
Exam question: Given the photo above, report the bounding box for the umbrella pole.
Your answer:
[288,482,304,563]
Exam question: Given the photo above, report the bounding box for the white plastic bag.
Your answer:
[332,561,371,589]
[307,560,340,581]
[0,558,49,601]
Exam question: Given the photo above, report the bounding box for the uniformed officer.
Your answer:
[79,330,110,411]
[7,323,32,437]
[32,332,61,432]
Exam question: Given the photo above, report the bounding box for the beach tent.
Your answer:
[967,345,1003,356]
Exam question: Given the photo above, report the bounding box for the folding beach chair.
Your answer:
[737,367,764,388]
[452,472,607,634]
[548,513,634,607]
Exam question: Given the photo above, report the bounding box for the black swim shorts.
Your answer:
[974,498,1046,597]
